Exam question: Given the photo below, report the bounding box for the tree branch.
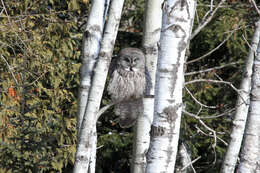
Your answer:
[250,0,260,16]
[185,61,240,76]
[191,0,226,40]
[185,86,217,109]
[185,79,239,92]
[187,27,234,64]
[1,55,19,85]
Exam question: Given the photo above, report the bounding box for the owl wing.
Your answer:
[108,56,118,77]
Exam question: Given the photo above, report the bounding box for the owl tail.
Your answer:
[114,99,143,128]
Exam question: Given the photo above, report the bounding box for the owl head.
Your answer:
[117,48,145,72]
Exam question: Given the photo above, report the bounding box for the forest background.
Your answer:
[0,0,258,172]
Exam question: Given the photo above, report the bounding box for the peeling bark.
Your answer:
[77,0,108,132]
[131,0,163,173]
[221,19,260,173]
[237,19,260,173]
[73,0,124,172]
[145,0,196,172]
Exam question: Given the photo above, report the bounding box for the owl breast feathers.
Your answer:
[107,48,146,128]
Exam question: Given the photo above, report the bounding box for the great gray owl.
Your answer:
[107,48,146,128]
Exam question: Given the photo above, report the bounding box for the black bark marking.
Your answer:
[164,104,181,171]
[90,25,102,32]
[150,125,166,136]
[170,64,178,97]
[99,51,110,60]
[163,106,178,123]
[167,99,175,104]
[159,68,169,73]
[143,45,158,55]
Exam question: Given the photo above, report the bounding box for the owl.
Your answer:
[107,48,146,128]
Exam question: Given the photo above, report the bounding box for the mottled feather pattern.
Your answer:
[108,69,145,101]
[107,48,146,128]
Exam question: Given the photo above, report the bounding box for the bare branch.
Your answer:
[242,34,256,55]
[1,55,18,85]
[191,0,226,40]
[185,86,217,109]
[187,28,234,64]
[200,107,236,119]
[185,79,239,93]
[250,0,260,16]
[181,156,201,172]
[197,3,260,9]
[186,79,250,105]
[96,101,118,120]
[185,61,240,76]
[183,110,228,146]
[1,0,11,23]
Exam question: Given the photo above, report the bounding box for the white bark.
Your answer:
[145,0,196,173]
[73,0,124,172]
[77,0,107,132]
[88,127,97,173]
[175,143,193,173]
[237,23,260,173]
[131,0,163,172]
[221,19,260,173]
[77,1,110,172]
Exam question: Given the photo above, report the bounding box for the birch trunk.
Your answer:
[175,143,193,173]
[77,1,110,172]
[237,23,260,173]
[131,0,163,172]
[73,0,124,172]
[77,0,107,132]
[145,0,196,172]
[221,19,260,173]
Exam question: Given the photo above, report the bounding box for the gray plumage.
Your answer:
[107,48,146,128]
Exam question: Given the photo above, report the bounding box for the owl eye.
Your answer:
[133,57,139,62]
[124,57,130,63]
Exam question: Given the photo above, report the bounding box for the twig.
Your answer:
[185,79,239,91]
[185,61,240,76]
[195,8,200,24]
[96,102,116,120]
[183,110,228,146]
[181,156,201,172]
[186,79,249,105]
[96,100,122,120]
[250,0,260,16]
[191,0,226,40]
[187,29,234,64]
[210,0,214,11]
[213,72,223,81]
[197,3,260,8]
[200,107,236,119]
[96,145,104,149]
[1,0,11,23]
[25,70,48,87]
[185,86,217,109]
[242,34,256,55]
[1,55,18,85]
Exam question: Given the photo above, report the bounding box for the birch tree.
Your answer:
[131,0,163,172]
[237,21,260,173]
[221,19,260,173]
[145,0,196,172]
[77,0,109,133]
[77,1,110,172]
[73,0,124,172]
